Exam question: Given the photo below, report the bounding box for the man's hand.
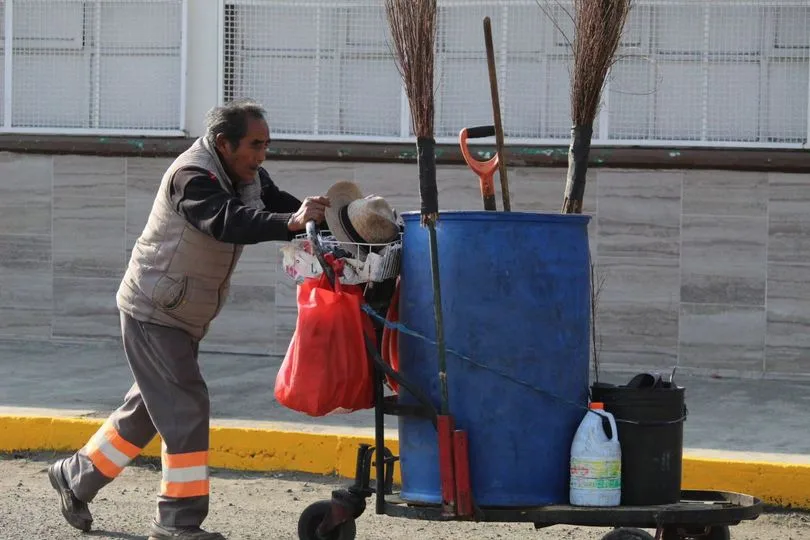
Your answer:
[287,196,331,232]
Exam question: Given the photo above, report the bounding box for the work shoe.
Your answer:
[148,520,226,539]
[47,459,93,532]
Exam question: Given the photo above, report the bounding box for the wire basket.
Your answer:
[281,229,402,286]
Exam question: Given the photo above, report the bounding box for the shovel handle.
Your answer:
[484,16,511,212]
[465,125,496,139]
[459,126,499,211]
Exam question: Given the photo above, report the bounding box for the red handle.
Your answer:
[459,128,499,210]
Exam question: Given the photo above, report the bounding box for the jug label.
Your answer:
[570,458,620,490]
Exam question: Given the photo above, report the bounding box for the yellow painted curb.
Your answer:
[2,415,808,510]
[0,415,401,482]
[683,456,810,509]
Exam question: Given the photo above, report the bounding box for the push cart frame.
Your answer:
[296,222,763,540]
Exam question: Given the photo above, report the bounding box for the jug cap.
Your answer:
[589,402,604,410]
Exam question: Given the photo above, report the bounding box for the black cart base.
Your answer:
[295,222,764,540]
[297,438,762,540]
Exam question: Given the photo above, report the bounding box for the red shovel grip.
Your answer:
[459,127,499,211]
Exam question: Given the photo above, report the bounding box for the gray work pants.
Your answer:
[62,312,211,528]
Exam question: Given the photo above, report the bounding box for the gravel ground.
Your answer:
[2,453,808,540]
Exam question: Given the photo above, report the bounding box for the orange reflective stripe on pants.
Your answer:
[60,314,211,527]
[83,419,143,479]
[160,449,209,498]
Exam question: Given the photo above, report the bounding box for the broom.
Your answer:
[384,0,446,415]
[386,0,473,519]
[554,0,632,214]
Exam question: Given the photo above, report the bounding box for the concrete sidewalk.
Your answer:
[2,338,809,508]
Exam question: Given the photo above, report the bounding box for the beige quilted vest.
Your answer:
[116,137,264,340]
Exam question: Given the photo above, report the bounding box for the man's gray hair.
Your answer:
[205,99,267,149]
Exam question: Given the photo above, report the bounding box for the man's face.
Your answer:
[216,117,271,184]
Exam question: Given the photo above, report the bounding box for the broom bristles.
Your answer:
[385,0,437,138]
[570,0,632,125]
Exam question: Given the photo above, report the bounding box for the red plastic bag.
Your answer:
[274,273,375,416]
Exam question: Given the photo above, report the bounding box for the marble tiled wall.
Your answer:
[0,151,808,377]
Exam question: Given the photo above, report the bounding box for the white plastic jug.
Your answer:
[569,401,621,506]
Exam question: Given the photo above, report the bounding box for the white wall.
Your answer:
[0,0,808,147]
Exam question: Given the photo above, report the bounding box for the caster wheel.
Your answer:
[662,525,731,540]
[602,528,656,540]
[297,500,357,540]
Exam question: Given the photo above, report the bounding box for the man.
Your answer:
[47,99,330,540]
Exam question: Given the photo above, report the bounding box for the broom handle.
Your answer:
[484,16,511,212]
[428,223,450,416]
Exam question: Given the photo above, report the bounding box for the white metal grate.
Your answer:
[224,1,402,139]
[610,0,810,145]
[1,0,185,135]
[1,1,5,128]
[223,0,810,149]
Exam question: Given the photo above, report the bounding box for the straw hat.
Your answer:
[324,180,400,246]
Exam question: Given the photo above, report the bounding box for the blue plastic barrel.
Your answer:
[397,210,592,507]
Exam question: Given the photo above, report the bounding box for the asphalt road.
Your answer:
[2,453,808,540]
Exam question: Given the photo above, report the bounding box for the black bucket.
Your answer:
[591,374,686,506]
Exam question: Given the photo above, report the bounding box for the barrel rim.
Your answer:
[400,210,592,224]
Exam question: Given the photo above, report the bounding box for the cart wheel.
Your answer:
[601,528,656,540]
[662,525,731,540]
[297,500,357,540]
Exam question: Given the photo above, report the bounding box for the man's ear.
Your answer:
[214,133,230,153]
